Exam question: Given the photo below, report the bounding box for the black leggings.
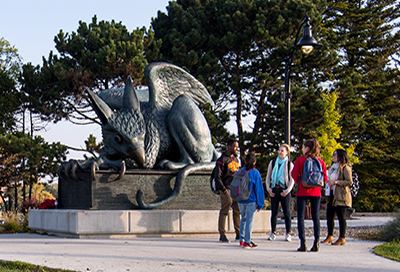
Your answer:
[326,193,347,238]
[270,188,292,234]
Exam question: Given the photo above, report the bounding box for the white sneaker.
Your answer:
[285,233,292,242]
[267,233,276,241]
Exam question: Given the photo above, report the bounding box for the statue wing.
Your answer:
[98,88,149,111]
[144,62,214,110]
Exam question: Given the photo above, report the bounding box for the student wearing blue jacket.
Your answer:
[238,152,265,249]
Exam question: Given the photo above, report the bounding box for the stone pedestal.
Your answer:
[28,209,271,238]
[58,169,220,210]
[46,168,272,238]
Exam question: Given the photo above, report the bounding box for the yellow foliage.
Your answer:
[317,91,359,166]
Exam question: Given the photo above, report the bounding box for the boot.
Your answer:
[321,235,334,244]
[332,237,346,246]
[297,240,307,252]
[310,240,320,252]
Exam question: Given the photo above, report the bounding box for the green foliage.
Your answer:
[0,133,66,212]
[0,37,22,135]
[83,134,102,160]
[0,132,67,183]
[1,212,23,233]
[152,0,338,154]
[323,0,400,212]
[0,37,22,80]
[379,211,400,242]
[20,15,160,124]
[0,260,75,272]
[374,239,400,262]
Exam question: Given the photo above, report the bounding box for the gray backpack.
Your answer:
[230,169,252,201]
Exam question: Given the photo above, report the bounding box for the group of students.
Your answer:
[214,138,353,251]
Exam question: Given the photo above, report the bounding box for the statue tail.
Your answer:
[136,162,214,209]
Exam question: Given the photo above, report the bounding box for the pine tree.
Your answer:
[151,0,336,152]
[20,16,159,125]
[324,0,400,211]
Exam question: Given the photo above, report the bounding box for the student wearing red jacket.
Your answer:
[291,139,328,252]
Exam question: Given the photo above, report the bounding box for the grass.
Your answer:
[0,260,75,272]
[353,211,400,262]
[374,239,400,262]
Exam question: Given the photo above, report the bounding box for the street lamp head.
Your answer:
[296,16,322,54]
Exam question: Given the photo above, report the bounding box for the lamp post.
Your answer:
[282,15,322,147]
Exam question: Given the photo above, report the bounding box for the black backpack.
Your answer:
[210,166,220,195]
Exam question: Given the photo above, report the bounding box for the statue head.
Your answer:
[87,76,146,167]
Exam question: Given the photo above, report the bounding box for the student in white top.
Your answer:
[265,144,294,242]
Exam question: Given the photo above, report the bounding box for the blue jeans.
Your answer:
[238,202,257,244]
[297,196,321,242]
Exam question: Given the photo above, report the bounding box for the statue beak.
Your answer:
[129,146,145,167]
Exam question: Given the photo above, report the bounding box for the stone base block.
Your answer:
[29,209,271,239]
[58,169,220,210]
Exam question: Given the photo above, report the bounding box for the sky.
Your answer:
[0,0,170,159]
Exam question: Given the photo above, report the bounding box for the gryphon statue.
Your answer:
[60,62,219,209]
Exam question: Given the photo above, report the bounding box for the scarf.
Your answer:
[326,162,340,196]
[271,156,288,188]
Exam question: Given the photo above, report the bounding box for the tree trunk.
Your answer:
[14,184,18,213]
[29,184,32,200]
[0,193,8,212]
[236,87,244,159]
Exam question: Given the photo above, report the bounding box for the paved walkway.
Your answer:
[0,215,398,272]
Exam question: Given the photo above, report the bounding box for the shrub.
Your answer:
[379,210,400,242]
[21,198,39,213]
[1,212,21,233]
[0,212,32,233]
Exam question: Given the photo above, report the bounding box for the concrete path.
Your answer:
[0,215,398,272]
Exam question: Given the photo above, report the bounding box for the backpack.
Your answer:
[350,171,360,197]
[209,166,220,195]
[301,157,324,188]
[344,165,360,197]
[230,169,252,201]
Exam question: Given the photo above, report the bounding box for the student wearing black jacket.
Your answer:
[215,139,240,243]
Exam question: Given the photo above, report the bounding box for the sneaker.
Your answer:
[267,233,276,241]
[239,240,245,247]
[285,233,292,242]
[235,234,240,241]
[242,242,250,249]
[243,241,258,249]
[249,241,259,249]
[219,235,230,243]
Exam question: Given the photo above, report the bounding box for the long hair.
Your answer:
[245,152,257,170]
[303,138,321,158]
[335,149,349,166]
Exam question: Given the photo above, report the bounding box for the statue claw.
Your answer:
[114,161,126,181]
[71,163,79,181]
[64,162,71,179]
[60,160,80,181]
[91,161,99,181]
